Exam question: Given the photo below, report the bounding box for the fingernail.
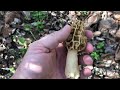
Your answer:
[62,25,71,31]
[85,43,94,53]
[83,68,91,77]
[83,55,93,65]
[85,30,93,39]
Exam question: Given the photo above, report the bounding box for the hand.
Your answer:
[11,25,94,79]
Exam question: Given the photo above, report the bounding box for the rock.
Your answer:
[102,11,108,20]
[11,18,21,24]
[87,75,92,79]
[114,74,120,78]
[105,46,115,54]
[94,67,106,78]
[114,14,120,20]
[105,60,112,67]
[113,11,120,14]
[109,29,117,37]
[107,11,113,16]
[99,17,118,33]
[84,12,101,28]
[23,11,30,20]
[68,11,76,20]
[0,11,5,16]
[43,29,49,33]
[115,63,119,69]
[106,70,114,77]
[93,76,101,79]
[69,11,75,16]
[31,22,38,26]
[49,30,55,34]
[104,77,109,79]
[0,44,6,51]
[96,37,105,41]
[94,31,101,36]
[76,11,81,16]
[115,29,120,39]
[94,67,99,71]
[6,37,12,44]
[99,18,114,29]
[60,11,64,14]
[51,12,56,16]
[26,38,32,45]
[98,68,103,75]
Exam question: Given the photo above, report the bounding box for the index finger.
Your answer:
[38,25,72,50]
[85,30,93,39]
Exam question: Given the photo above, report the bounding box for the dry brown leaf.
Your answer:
[115,44,120,61]
[115,29,120,39]
[84,12,101,28]
[114,14,120,21]
[2,24,13,37]
[5,11,24,24]
[0,44,6,51]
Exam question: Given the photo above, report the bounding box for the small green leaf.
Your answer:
[9,67,15,73]
[18,37,26,46]
[91,51,100,60]
[96,41,105,49]
[19,48,27,55]
[24,24,32,31]
[99,49,103,53]
[31,11,47,21]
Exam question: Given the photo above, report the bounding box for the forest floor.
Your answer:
[0,11,120,79]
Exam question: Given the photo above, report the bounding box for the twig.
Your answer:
[29,31,36,40]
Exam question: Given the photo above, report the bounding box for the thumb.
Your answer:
[39,25,71,50]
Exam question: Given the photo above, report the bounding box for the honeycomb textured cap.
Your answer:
[65,19,87,52]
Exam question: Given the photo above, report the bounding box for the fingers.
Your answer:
[79,55,93,65]
[79,54,93,78]
[85,30,93,39]
[85,42,94,53]
[80,68,92,79]
[38,25,71,50]
[78,55,93,78]
[82,55,93,65]
[79,30,93,78]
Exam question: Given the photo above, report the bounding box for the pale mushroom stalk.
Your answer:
[65,19,87,79]
[65,50,80,79]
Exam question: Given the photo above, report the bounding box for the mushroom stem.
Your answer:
[65,50,80,79]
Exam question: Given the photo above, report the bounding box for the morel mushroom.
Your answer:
[65,19,87,79]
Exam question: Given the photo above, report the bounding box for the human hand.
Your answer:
[11,25,94,79]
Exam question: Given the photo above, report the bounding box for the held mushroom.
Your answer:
[65,19,87,79]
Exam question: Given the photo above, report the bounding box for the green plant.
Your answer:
[91,41,105,61]
[9,67,15,73]
[24,24,32,31]
[31,11,47,21]
[30,11,47,31]
[91,51,100,60]
[18,37,27,48]
[80,11,88,16]
[19,48,27,56]
[34,21,44,30]
[96,41,105,49]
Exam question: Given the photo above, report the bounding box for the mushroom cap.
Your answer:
[66,19,87,53]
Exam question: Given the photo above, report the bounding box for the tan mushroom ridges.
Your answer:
[65,19,87,79]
